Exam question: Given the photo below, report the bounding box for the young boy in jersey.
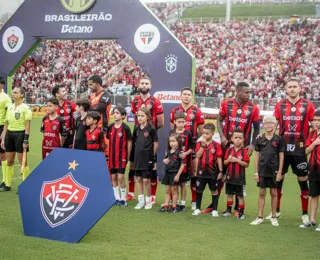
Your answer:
[85,111,105,152]
[107,107,132,207]
[250,116,284,226]
[169,112,193,212]
[222,129,250,219]
[304,109,320,230]
[74,98,90,150]
[41,98,67,159]
[192,123,223,217]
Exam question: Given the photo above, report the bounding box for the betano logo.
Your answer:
[61,0,96,14]
[153,91,181,104]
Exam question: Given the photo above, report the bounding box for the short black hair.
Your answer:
[47,98,59,106]
[52,84,65,97]
[88,74,103,86]
[76,98,91,112]
[13,86,25,96]
[87,111,101,122]
[314,109,320,117]
[231,129,244,136]
[174,111,186,120]
[203,123,215,133]
[113,106,127,117]
[236,82,250,90]
[181,87,193,95]
[0,76,5,85]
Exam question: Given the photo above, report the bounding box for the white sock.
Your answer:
[146,196,152,205]
[181,200,186,206]
[177,200,180,205]
[138,194,145,204]
[113,186,120,201]
[121,188,126,201]
[129,192,134,196]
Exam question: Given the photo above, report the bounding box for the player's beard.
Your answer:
[139,88,150,95]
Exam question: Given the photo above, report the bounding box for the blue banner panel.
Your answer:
[18,148,115,243]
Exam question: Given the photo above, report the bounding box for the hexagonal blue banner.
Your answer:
[18,148,114,243]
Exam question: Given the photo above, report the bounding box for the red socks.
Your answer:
[151,178,158,197]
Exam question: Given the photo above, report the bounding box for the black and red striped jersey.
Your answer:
[274,98,315,155]
[107,123,132,170]
[224,147,250,185]
[85,127,104,151]
[131,95,164,127]
[41,115,67,149]
[56,100,76,132]
[195,141,223,178]
[219,98,260,147]
[306,130,320,179]
[170,105,205,142]
[169,129,193,173]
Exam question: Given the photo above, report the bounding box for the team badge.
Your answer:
[165,54,178,74]
[60,109,64,114]
[40,173,89,228]
[237,109,242,114]
[272,141,278,148]
[52,124,57,131]
[238,155,243,160]
[181,137,185,143]
[147,104,152,110]
[298,107,305,113]
[92,135,96,140]
[244,110,251,116]
[15,112,20,120]
[144,132,149,137]
[291,107,296,112]
[189,114,195,120]
[173,155,178,161]
[118,132,123,137]
[211,149,215,154]
[7,33,19,49]
[67,109,71,114]
[141,104,145,108]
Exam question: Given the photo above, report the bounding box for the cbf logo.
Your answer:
[61,0,96,13]
[2,26,24,53]
[134,24,160,54]
[40,169,89,228]
[165,54,178,74]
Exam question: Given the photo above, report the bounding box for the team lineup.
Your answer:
[0,75,319,229]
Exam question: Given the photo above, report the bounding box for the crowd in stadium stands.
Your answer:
[1,2,320,107]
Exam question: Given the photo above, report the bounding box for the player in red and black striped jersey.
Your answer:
[170,88,205,210]
[52,85,76,149]
[85,111,104,152]
[128,77,164,203]
[107,107,132,207]
[274,78,315,226]
[40,98,67,159]
[192,123,223,216]
[214,82,260,214]
[304,109,320,229]
[222,129,250,220]
[169,111,193,212]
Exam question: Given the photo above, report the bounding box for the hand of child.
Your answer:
[276,172,282,182]
[201,141,206,147]
[163,158,170,165]
[313,136,320,146]
[217,173,223,180]
[179,152,187,159]
[174,175,180,183]
[254,173,259,183]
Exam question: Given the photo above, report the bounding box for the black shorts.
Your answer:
[5,130,28,153]
[110,168,126,174]
[257,177,278,189]
[179,172,190,183]
[63,132,74,148]
[283,154,308,177]
[196,177,218,193]
[135,170,152,179]
[225,183,246,197]
[162,172,179,186]
[309,180,320,197]
[0,125,4,153]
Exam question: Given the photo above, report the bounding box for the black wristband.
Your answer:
[23,134,29,144]
[219,170,223,174]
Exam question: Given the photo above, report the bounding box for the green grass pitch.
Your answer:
[182,4,316,19]
[0,118,319,260]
